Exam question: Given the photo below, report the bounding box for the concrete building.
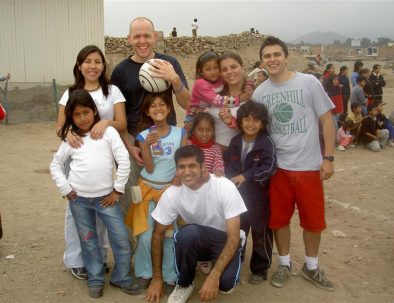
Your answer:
[0,0,104,85]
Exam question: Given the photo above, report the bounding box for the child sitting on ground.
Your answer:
[337,120,355,151]
[345,103,364,144]
[359,103,389,151]
[375,100,394,147]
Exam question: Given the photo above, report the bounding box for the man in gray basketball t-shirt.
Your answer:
[252,36,336,292]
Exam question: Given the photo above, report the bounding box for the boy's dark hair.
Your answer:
[259,36,289,60]
[350,102,362,112]
[356,75,367,83]
[138,92,172,132]
[189,112,215,139]
[59,89,100,140]
[174,145,205,166]
[372,64,381,71]
[353,60,363,72]
[236,101,269,132]
[367,103,378,112]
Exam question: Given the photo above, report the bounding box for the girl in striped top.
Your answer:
[188,112,224,177]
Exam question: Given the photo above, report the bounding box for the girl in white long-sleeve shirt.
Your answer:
[50,89,140,298]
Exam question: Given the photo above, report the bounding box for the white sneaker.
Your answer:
[337,145,346,151]
[167,284,194,303]
[387,140,394,147]
[348,144,356,148]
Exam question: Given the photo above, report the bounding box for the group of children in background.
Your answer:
[50,50,274,298]
[319,61,394,152]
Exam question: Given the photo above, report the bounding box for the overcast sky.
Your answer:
[104,0,394,42]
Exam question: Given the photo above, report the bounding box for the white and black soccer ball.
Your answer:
[139,59,170,93]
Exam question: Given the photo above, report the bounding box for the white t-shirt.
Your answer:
[210,106,240,147]
[252,72,334,171]
[151,174,247,233]
[50,127,130,197]
[59,85,125,120]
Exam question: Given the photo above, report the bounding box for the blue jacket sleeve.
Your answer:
[243,136,277,183]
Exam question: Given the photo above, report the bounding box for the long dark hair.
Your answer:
[59,89,101,140]
[189,112,215,139]
[219,52,246,96]
[70,45,109,97]
[138,92,172,132]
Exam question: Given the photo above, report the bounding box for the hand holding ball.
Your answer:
[139,59,170,93]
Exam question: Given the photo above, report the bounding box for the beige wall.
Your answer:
[0,0,104,85]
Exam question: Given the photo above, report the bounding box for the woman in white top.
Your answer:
[211,52,255,148]
[56,45,127,280]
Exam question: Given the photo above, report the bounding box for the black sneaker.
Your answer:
[110,280,141,295]
[88,285,104,298]
[70,267,88,280]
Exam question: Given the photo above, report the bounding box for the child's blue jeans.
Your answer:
[69,195,133,287]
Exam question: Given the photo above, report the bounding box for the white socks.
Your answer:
[278,255,318,270]
[305,256,318,270]
[278,254,291,268]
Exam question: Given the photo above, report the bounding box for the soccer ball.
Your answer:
[139,59,170,93]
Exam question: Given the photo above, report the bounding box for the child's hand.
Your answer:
[231,174,245,187]
[101,190,121,207]
[219,108,232,125]
[239,91,252,103]
[146,132,160,146]
[213,170,224,177]
[66,132,83,148]
[90,120,110,139]
[66,190,77,201]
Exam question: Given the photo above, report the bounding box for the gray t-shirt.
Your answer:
[252,72,334,171]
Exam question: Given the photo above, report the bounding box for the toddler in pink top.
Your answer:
[185,51,250,130]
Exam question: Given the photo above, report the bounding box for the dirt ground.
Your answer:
[1,49,394,303]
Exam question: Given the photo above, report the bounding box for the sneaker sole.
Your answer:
[220,287,234,295]
[300,269,334,292]
[70,270,88,280]
[270,279,288,288]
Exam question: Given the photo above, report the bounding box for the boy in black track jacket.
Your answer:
[224,101,277,285]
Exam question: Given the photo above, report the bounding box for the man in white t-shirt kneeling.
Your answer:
[145,145,247,303]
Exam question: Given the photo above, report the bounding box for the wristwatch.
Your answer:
[323,155,334,162]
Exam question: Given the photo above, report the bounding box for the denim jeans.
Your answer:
[69,195,133,287]
[63,157,109,268]
[63,203,109,268]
